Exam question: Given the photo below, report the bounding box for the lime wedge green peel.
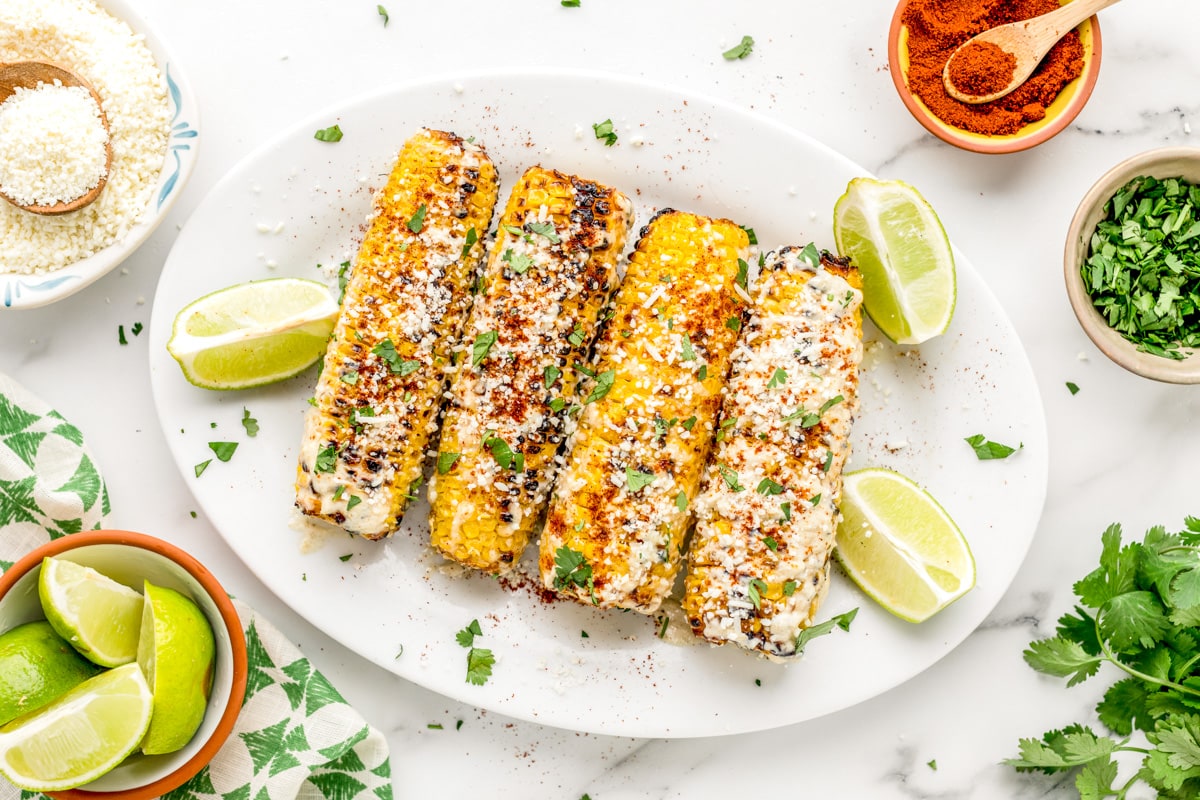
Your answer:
[0,621,100,727]
[39,557,143,668]
[835,467,975,623]
[167,277,338,390]
[138,581,216,755]
[0,663,153,792]
[833,177,956,345]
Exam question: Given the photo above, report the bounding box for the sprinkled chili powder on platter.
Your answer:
[902,0,1085,136]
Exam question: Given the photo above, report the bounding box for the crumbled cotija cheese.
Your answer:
[0,82,109,207]
[0,0,170,274]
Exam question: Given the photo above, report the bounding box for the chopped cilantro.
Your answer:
[131,322,143,336]
[767,368,788,389]
[625,467,655,492]
[544,365,562,388]
[810,494,822,505]
[726,315,742,332]
[456,619,483,648]
[502,248,534,274]
[698,364,708,381]
[314,124,343,142]
[722,35,755,60]
[333,485,345,501]
[461,227,478,258]
[466,647,494,686]
[747,577,767,610]
[764,536,778,551]
[561,0,580,5]
[427,723,443,730]
[241,407,259,437]
[964,434,1022,460]
[756,477,784,496]
[208,441,238,462]
[346,495,362,511]
[793,608,858,654]
[736,257,749,290]
[822,450,834,473]
[681,416,698,431]
[339,554,352,562]
[483,434,522,472]
[799,242,821,268]
[780,501,792,522]
[592,118,617,146]
[739,225,758,245]
[407,203,427,234]
[117,325,127,345]
[782,580,797,596]
[718,463,744,492]
[472,330,498,366]
[377,4,388,25]
[553,545,594,598]
[680,334,697,362]
[1066,381,1080,395]
[340,370,359,385]
[194,459,211,478]
[549,397,567,413]
[567,323,586,347]
[437,452,461,474]
[527,221,560,243]
[315,446,337,473]
[585,369,616,404]
[373,339,419,375]
[336,261,351,303]
[675,491,688,512]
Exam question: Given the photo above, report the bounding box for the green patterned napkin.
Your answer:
[0,371,393,800]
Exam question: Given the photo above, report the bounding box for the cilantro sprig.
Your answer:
[1006,519,1200,798]
[455,619,494,686]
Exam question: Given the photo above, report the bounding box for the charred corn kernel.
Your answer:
[295,128,499,539]
[428,167,634,573]
[539,210,749,613]
[684,247,863,658]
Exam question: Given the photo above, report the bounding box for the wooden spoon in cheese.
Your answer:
[0,61,112,216]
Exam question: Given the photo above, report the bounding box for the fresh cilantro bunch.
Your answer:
[1007,519,1200,798]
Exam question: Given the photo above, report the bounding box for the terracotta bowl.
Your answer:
[0,530,247,800]
[1064,147,1200,383]
[887,0,1103,154]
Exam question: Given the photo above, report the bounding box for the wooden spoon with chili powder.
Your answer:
[0,60,112,216]
[942,0,1121,105]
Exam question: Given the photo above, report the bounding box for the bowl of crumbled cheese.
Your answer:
[0,0,198,309]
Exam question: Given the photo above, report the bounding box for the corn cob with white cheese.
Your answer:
[427,166,634,573]
[295,128,499,539]
[539,210,750,613]
[683,246,863,658]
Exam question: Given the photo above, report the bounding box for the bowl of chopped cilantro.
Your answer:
[1065,147,1200,382]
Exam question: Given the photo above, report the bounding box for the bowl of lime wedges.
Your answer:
[0,531,246,800]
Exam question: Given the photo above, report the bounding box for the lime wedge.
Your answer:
[137,582,215,755]
[835,468,975,623]
[39,557,143,667]
[0,662,152,792]
[166,277,338,390]
[833,178,956,345]
[0,621,101,726]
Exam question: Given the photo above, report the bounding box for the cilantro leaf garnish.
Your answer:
[756,478,784,496]
[561,0,580,6]
[465,648,495,686]
[456,619,482,648]
[241,408,259,437]
[461,226,478,258]
[567,324,586,347]
[527,221,560,244]
[722,35,755,60]
[1067,381,1080,395]
[681,416,697,431]
[336,261,351,303]
[735,258,749,291]
[406,204,427,234]
[503,248,534,274]
[377,4,388,25]
[799,242,821,269]
[483,433,523,472]
[437,452,461,475]
[472,330,498,366]
[739,225,758,245]
[746,578,767,610]
[314,446,336,473]
[793,608,858,654]
[208,441,238,462]
[585,369,616,404]
[717,463,744,492]
[592,118,617,146]
[675,491,688,512]
[553,546,594,597]
[373,339,419,375]
[345,495,361,511]
[680,334,697,362]
[314,124,343,142]
[194,459,211,478]
[767,368,788,389]
[964,433,1022,460]
[625,467,655,493]
[544,365,562,388]
[780,501,792,522]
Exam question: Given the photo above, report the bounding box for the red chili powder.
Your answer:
[947,40,1017,97]
[902,0,1086,136]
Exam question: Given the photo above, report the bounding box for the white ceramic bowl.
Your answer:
[0,531,246,800]
[0,0,198,310]
[1065,147,1200,382]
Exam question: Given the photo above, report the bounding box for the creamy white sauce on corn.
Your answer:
[684,246,863,658]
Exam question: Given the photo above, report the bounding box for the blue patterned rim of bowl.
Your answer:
[1,2,199,310]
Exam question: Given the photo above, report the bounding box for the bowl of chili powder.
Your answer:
[888,0,1102,154]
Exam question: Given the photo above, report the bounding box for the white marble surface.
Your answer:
[2,0,1199,797]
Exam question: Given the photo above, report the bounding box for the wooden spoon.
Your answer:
[0,60,112,216]
[942,0,1120,105]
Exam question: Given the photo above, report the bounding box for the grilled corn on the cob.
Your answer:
[539,210,749,613]
[683,246,863,658]
[427,167,634,573]
[295,128,499,539]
